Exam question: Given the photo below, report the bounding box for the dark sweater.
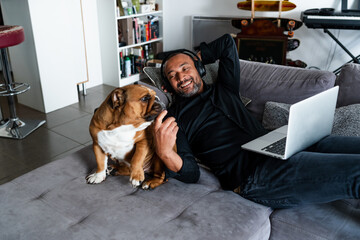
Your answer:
[165,34,267,191]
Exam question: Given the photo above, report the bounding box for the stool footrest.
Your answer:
[0,82,30,96]
[0,118,46,139]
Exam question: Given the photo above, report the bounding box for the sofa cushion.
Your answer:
[270,200,360,240]
[239,60,336,121]
[0,145,272,240]
[262,101,360,137]
[335,63,360,107]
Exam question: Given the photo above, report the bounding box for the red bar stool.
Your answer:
[0,25,45,139]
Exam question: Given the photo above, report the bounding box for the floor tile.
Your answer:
[44,106,90,129]
[53,144,88,160]
[50,114,93,145]
[0,151,28,184]
[70,91,107,114]
[0,125,82,164]
[0,84,107,185]
[86,84,115,95]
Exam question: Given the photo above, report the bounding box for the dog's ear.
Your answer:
[109,88,125,109]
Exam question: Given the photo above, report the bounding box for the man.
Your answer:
[153,34,360,208]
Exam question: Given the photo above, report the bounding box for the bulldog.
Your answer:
[86,84,169,189]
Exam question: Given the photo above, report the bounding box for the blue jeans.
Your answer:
[239,136,360,209]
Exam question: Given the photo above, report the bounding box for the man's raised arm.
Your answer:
[153,110,200,183]
[199,34,240,93]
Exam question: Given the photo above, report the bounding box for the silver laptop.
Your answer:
[241,86,339,160]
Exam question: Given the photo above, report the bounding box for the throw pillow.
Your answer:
[335,63,360,107]
[332,104,360,137]
[262,101,360,137]
[262,102,290,130]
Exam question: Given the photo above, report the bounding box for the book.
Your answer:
[119,18,134,45]
[145,22,150,41]
[150,20,159,39]
[132,17,140,44]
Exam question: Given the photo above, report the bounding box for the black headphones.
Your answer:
[160,49,206,93]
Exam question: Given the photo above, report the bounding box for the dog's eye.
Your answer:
[141,95,151,102]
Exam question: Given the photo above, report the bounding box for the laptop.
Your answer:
[241,86,339,160]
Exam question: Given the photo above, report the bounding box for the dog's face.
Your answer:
[108,85,165,125]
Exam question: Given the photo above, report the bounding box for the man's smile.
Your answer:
[178,79,193,91]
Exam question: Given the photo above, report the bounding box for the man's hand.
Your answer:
[154,110,178,158]
[153,110,182,172]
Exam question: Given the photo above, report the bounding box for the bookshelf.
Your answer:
[117,10,163,20]
[97,0,163,87]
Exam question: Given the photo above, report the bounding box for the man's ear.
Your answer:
[109,88,125,109]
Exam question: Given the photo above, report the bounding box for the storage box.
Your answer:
[140,4,151,13]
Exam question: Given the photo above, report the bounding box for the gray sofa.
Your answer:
[1,60,359,240]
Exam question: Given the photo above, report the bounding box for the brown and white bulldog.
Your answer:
[86,84,169,189]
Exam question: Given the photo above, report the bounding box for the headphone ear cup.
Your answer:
[163,79,174,93]
[194,60,206,77]
[198,61,206,77]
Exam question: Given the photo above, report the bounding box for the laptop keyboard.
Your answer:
[262,137,287,155]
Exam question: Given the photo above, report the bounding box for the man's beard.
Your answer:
[177,79,202,98]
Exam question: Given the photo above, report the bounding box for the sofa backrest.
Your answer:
[335,63,360,108]
[238,60,336,121]
[143,60,337,122]
[204,60,336,121]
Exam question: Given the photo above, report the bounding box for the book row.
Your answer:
[118,15,160,46]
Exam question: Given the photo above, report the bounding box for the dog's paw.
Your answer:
[141,183,151,190]
[129,170,145,188]
[86,171,106,184]
[130,178,142,188]
[142,179,163,190]
[129,176,143,188]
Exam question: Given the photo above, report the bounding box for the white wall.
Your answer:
[81,0,103,89]
[163,0,360,72]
